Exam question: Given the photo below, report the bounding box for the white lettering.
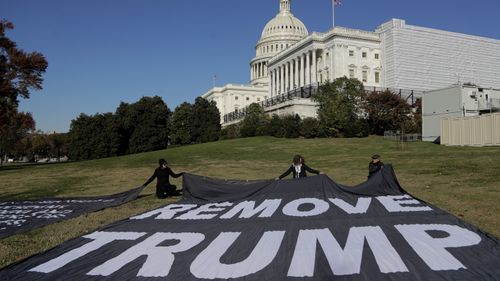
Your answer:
[191,231,285,279]
[177,202,233,220]
[377,195,432,212]
[282,198,329,217]
[329,197,371,214]
[29,231,146,273]
[220,199,282,219]
[396,224,481,270]
[130,204,197,220]
[87,232,205,277]
[288,227,408,277]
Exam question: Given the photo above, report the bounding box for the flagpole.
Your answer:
[332,0,335,28]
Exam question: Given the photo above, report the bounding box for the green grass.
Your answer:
[0,136,499,267]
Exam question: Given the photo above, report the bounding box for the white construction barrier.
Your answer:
[440,113,500,146]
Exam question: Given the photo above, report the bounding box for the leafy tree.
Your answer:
[31,133,51,160]
[281,114,302,138]
[407,98,422,133]
[170,102,194,145]
[313,77,367,137]
[0,19,47,163]
[191,97,221,143]
[116,96,171,154]
[220,123,241,140]
[268,114,286,138]
[47,133,67,161]
[363,89,412,135]
[67,113,121,160]
[240,103,269,137]
[0,112,35,164]
[300,117,321,138]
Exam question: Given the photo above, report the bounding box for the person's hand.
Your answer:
[275,177,280,180]
[319,172,325,175]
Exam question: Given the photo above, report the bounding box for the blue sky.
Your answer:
[3,0,500,133]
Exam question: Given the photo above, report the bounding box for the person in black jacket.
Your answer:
[368,154,384,178]
[277,155,322,180]
[142,159,184,198]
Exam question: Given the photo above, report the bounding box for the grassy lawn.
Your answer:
[0,136,499,267]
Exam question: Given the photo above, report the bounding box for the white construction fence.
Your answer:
[440,113,500,146]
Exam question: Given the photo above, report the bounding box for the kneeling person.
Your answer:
[142,159,184,198]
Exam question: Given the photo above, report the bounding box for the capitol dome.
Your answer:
[260,1,308,41]
[250,0,308,86]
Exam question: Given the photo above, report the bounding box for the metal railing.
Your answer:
[384,130,422,142]
[223,84,319,123]
[223,84,423,124]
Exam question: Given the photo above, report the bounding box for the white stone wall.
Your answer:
[377,19,500,91]
[202,84,268,123]
[328,36,382,88]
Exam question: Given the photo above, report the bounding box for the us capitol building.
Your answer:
[202,0,500,125]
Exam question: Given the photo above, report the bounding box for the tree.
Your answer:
[116,96,171,154]
[268,114,286,138]
[363,89,412,135]
[300,117,321,138]
[220,123,241,139]
[240,103,269,137]
[67,113,121,160]
[313,77,367,137]
[0,19,47,163]
[170,102,194,145]
[281,114,302,138]
[0,111,35,164]
[191,97,221,143]
[47,133,67,161]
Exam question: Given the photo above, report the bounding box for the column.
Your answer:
[284,62,289,93]
[269,70,273,96]
[294,58,299,89]
[312,49,317,84]
[300,54,305,87]
[280,65,284,94]
[305,51,310,85]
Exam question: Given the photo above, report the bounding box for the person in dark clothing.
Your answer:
[277,155,322,180]
[368,154,384,178]
[142,159,184,198]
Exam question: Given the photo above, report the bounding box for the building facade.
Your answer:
[203,0,500,126]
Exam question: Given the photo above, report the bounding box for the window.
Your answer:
[257,98,261,101]
[375,72,380,83]
[362,71,367,82]
[374,53,379,59]
[246,97,250,101]
[349,50,354,57]
[349,69,355,78]
[362,52,367,58]
[235,96,239,100]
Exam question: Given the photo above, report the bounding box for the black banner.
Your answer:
[1,166,499,280]
[0,186,144,240]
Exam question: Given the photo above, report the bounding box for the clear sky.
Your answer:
[3,0,500,133]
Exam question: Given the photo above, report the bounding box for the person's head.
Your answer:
[371,154,381,163]
[158,158,167,168]
[293,155,304,165]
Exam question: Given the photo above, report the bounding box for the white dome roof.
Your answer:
[260,1,308,42]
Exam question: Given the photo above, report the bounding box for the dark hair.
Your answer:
[158,159,167,166]
[293,155,304,165]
